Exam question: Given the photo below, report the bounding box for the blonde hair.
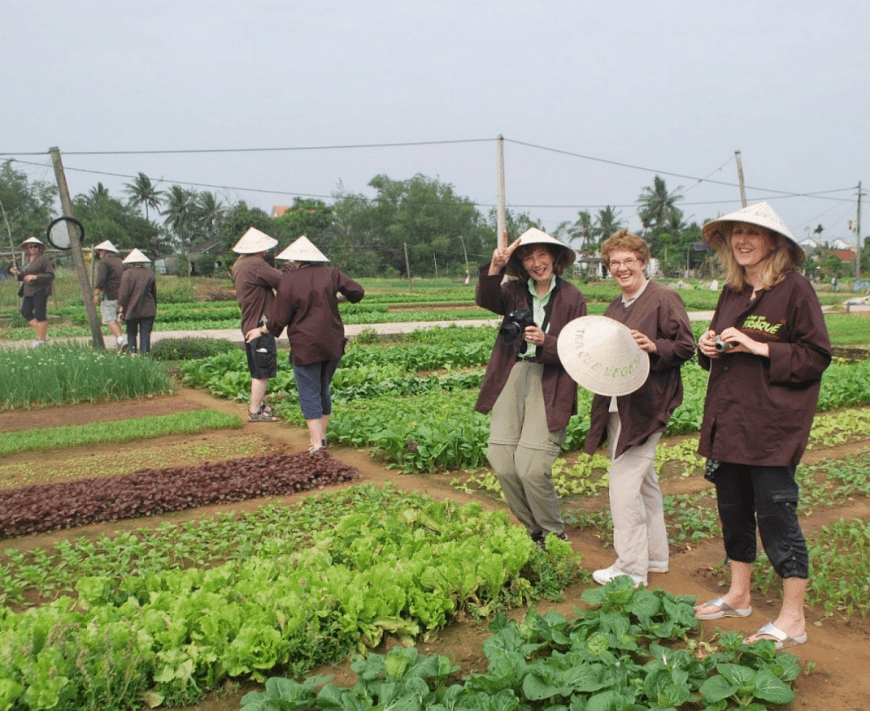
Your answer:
[600,229,650,265]
[718,227,798,292]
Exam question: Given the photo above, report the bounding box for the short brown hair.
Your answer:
[600,229,650,266]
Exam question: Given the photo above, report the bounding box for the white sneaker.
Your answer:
[31,340,45,348]
[649,560,669,573]
[592,564,647,588]
[117,338,128,353]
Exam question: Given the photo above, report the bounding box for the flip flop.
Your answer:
[694,596,753,620]
[746,621,807,650]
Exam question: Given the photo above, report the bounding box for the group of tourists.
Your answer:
[475,202,830,652]
[13,199,830,651]
[10,236,157,355]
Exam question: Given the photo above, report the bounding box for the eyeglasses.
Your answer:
[608,257,639,269]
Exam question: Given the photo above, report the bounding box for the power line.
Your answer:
[0,138,493,158]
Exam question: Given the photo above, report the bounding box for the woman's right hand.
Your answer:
[488,238,522,276]
[698,329,718,358]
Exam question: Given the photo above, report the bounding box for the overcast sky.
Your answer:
[3,1,867,253]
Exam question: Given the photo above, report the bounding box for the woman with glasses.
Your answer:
[584,229,695,587]
[476,227,587,546]
[9,237,55,348]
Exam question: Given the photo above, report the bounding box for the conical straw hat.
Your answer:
[232,227,278,254]
[276,235,329,262]
[20,236,45,248]
[701,201,804,266]
[557,315,650,396]
[509,227,576,270]
[122,248,151,264]
[93,240,118,253]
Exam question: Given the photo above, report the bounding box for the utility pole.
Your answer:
[49,147,105,349]
[458,235,470,284]
[856,181,862,279]
[404,242,412,291]
[735,151,747,207]
[497,135,507,247]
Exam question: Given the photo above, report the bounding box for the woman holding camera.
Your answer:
[584,229,695,587]
[694,203,830,650]
[475,228,587,544]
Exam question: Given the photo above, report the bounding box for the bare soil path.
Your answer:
[2,387,869,711]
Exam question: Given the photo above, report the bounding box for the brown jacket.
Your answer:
[698,270,831,466]
[18,253,54,297]
[118,266,157,320]
[584,280,695,458]
[95,253,123,300]
[267,263,364,366]
[231,255,282,334]
[474,265,587,432]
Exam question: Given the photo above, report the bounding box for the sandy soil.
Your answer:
[2,387,869,711]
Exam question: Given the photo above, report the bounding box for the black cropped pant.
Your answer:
[714,463,809,579]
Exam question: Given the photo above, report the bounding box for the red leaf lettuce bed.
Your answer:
[0,450,358,538]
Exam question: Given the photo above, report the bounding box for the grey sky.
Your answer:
[4,1,867,251]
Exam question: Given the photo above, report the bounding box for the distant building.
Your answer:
[271,205,290,219]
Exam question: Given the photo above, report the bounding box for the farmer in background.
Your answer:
[475,228,587,546]
[584,229,695,587]
[257,235,364,452]
[92,240,128,352]
[232,227,282,422]
[694,202,831,650]
[9,236,54,348]
[117,248,157,356]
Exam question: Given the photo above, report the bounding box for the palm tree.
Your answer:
[593,206,623,245]
[162,185,196,251]
[124,173,164,221]
[86,183,110,206]
[637,176,684,235]
[569,210,594,252]
[196,191,224,238]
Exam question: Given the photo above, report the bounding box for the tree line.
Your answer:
[3,159,863,279]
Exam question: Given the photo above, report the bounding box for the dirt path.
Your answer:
[3,388,870,711]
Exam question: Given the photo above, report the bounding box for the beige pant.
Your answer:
[487,361,566,538]
[607,411,668,576]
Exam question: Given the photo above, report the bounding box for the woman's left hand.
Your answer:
[523,325,546,347]
[23,275,36,282]
[630,329,657,354]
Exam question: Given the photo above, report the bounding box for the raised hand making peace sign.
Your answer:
[488,237,522,276]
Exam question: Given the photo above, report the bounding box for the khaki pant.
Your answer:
[607,411,668,576]
[487,361,566,538]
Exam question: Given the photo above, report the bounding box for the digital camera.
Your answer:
[500,309,535,346]
[714,336,735,353]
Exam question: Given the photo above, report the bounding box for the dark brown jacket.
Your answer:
[698,270,831,467]
[474,265,587,432]
[18,253,54,297]
[231,255,282,334]
[267,264,364,365]
[118,266,157,320]
[95,253,123,300]
[584,280,695,458]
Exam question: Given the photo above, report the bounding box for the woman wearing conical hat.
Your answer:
[475,227,587,545]
[693,202,831,651]
[117,248,157,356]
[92,240,128,351]
[258,236,364,452]
[9,237,55,348]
